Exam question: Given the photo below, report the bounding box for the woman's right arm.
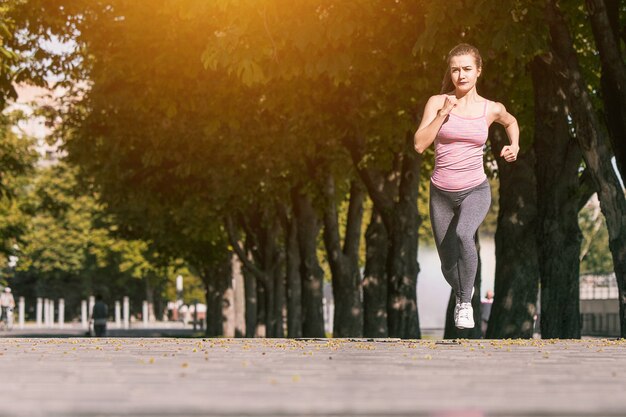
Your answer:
[414,94,455,154]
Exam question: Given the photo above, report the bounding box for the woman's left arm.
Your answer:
[493,102,519,163]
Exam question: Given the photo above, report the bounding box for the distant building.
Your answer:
[580,273,620,337]
[8,83,67,167]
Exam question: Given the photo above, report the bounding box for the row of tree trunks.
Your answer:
[228,130,424,340]
[225,212,284,337]
[216,111,425,340]
[531,55,584,338]
[347,131,422,339]
[547,0,626,338]
[225,178,372,339]
[244,208,284,338]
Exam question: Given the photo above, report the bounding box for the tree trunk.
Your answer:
[231,254,246,337]
[280,202,302,338]
[547,0,626,337]
[222,261,235,337]
[486,128,539,339]
[444,234,482,339]
[531,55,584,338]
[245,209,280,337]
[347,132,422,339]
[205,279,223,337]
[144,275,155,322]
[586,0,626,180]
[293,187,325,337]
[386,141,421,339]
[222,281,235,337]
[363,209,388,337]
[202,261,229,337]
[322,175,365,337]
[262,272,276,337]
[153,270,167,322]
[225,219,265,337]
[243,259,257,338]
[272,260,285,338]
[256,281,266,337]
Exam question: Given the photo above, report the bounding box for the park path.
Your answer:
[0,338,624,417]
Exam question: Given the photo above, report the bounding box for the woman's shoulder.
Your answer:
[426,94,449,106]
[481,97,506,113]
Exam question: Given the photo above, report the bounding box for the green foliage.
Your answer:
[4,0,91,89]
[9,1,554,278]
[0,15,19,107]
[5,161,190,318]
[0,111,36,259]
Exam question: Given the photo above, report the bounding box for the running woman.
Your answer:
[413,44,519,329]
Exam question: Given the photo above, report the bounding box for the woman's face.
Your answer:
[449,54,481,92]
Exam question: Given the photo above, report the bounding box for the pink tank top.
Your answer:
[431,100,489,192]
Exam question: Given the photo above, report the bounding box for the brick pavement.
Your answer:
[0,338,624,417]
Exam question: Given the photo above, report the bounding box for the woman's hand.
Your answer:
[500,144,519,163]
[414,94,455,154]
[438,95,458,117]
[491,102,520,163]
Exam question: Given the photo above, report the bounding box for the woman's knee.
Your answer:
[456,230,475,247]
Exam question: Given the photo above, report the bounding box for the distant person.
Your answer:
[91,294,109,337]
[0,288,15,329]
[481,290,494,337]
[414,43,519,329]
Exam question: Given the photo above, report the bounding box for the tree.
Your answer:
[531,55,584,338]
[202,0,428,338]
[9,162,180,319]
[322,177,365,337]
[546,0,626,337]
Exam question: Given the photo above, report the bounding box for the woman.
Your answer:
[414,43,519,329]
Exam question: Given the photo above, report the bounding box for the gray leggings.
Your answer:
[429,179,491,303]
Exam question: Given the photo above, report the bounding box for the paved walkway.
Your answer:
[0,321,209,339]
[0,338,624,417]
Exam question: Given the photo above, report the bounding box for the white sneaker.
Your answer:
[454,288,474,326]
[455,302,474,329]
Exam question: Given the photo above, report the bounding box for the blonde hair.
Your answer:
[440,43,483,94]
